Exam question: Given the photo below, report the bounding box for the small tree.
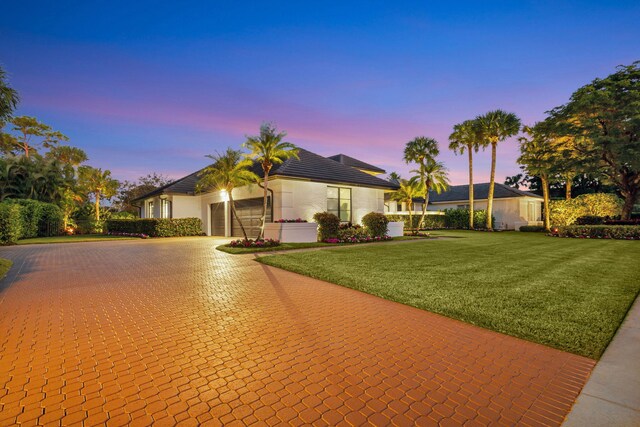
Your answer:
[403,136,441,228]
[78,166,119,221]
[0,66,19,122]
[391,177,425,233]
[197,148,258,240]
[244,123,299,238]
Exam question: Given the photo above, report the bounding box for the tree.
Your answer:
[403,136,440,228]
[390,177,425,233]
[78,166,119,221]
[7,116,69,158]
[410,159,450,219]
[476,110,522,229]
[0,66,19,121]
[46,145,88,166]
[244,122,298,238]
[449,119,484,229]
[116,172,171,214]
[518,124,556,230]
[387,171,401,183]
[198,148,259,240]
[548,62,640,219]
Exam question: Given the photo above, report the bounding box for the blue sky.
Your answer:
[1,1,638,183]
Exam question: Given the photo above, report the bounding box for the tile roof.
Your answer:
[424,183,542,203]
[133,148,397,201]
[327,154,386,174]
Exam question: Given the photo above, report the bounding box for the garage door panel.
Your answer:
[232,197,271,238]
[210,202,225,236]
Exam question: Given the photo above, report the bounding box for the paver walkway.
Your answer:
[0,238,594,426]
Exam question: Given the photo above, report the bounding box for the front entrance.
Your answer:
[232,197,271,238]
[210,202,226,236]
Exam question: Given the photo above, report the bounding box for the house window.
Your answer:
[147,201,155,218]
[397,203,402,212]
[161,199,172,219]
[327,187,351,222]
[527,202,539,221]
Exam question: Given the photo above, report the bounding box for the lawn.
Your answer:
[257,230,640,359]
[0,258,12,279]
[17,234,138,245]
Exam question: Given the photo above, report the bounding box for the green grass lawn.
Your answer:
[257,230,640,359]
[0,258,12,279]
[17,234,138,245]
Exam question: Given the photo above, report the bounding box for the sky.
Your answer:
[1,1,639,184]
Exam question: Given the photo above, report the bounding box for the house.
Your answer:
[385,183,543,230]
[134,148,398,237]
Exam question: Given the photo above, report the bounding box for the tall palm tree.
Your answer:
[475,110,521,230]
[411,159,450,218]
[78,166,119,221]
[391,177,425,233]
[198,148,259,240]
[244,123,299,238]
[0,66,19,122]
[403,136,440,228]
[449,119,484,229]
[518,124,555,230]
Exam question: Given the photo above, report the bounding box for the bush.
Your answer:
[576,215,605,225]
[313,212,340,241]
[9,199,43,238]
[105,218,203,237]
[385,214,445,229]
[362,212,389,237]
[553,225,640,240]
[519,225,546,232]
[337,226,369,240]
[39,203,64,237]
[605,219,640,226]
[550,193,623,226]
[0,203,23,245]
[228,238,280,248]
[1,199,64,239]
[443,208,494,229]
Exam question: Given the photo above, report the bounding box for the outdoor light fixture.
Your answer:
[220,190,230,202]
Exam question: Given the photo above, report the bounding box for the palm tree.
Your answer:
[198,148,259,240]
[403,136,440,228]
[449,119,484,229]
[244,123,299,238]
[78,166,119,221]
[0,66,19,121]
[475,110,521,230]
[411,159,450,216]
[391,177,425,233]
[518,124,555,230]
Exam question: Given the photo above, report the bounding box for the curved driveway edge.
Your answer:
[1,237,594,426]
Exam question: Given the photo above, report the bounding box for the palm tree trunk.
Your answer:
[418,191,427,230]
[468,145,474,230]
[229,191,249,240]
[95,192,100,222]
[542,175,551,231]
[408,201,413,234]
[486,142,497,230]
[565,179,572,200]
[259,164,271,239]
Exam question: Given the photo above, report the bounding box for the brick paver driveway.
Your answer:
[0,238,594,426]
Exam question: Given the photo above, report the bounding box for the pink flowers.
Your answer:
[228,238,280,248]
[323,235,392,244]
[274,218,307,223]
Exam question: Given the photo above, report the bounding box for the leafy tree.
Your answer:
[0,66,19,121]
[244,122,298,238]
[116,172,171,214]
[403,136,441,228]
[46,145,87,166]
[78,166,119,221]
[476,110,522,229]
[548,61,640,219]
[0,154,74,203]
[518,124,556,230]
[390,177,425,233]
[449,119,484,229]
[6,116,68,158]
[198,148,259,240]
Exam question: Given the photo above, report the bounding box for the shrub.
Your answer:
[553,225,640,240]
[519,225,546,232]
[8,199,43,238]
[228,238,280,248]
[0,203,23,245]
[313,212,340,241]
[105,218,203,237]
[605,218,640,226]
[385,214,445,229]
[39,203,64,237]
[443,208,494,229]
[274,218,307,223]
[576,215,605,225]
[550,193,623,226]
[362,212,389,237]
[75,219,105,234]
[337,226,369,240]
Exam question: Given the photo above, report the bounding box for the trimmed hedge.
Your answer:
[0,199,64,242]
[519,225,546,232]
[443,208,494,229]
[362,212,389,237]
[105,218,204,237]
[313,212,340,241]
[385,214,445,229]
[0,203,23,245]
[554,225,640,240]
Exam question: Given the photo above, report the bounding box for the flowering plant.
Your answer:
[324,235,392,244]
[274,218,307,223]
[228,238,280,248]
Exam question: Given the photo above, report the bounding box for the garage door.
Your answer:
[232,197,271,238]
[210,202,226,236]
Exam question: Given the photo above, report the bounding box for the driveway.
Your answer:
[0,237,594,426]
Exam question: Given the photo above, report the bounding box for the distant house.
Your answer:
[385,183,543,230]
[134,149,398,237]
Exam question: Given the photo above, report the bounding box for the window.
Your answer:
[161,199,172,219]
[527,202,539,221]
[327,187,351,222]
[147,201,155,218]
[397,203,402,212]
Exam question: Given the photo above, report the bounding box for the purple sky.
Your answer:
[1,1,638,184]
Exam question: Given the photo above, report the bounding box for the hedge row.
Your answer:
[0,199,64,245]
[554,225,640,240]
[385,214,445,229]
[105,218,204,237]
[443,208,494,230]
[519,225,546,232]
